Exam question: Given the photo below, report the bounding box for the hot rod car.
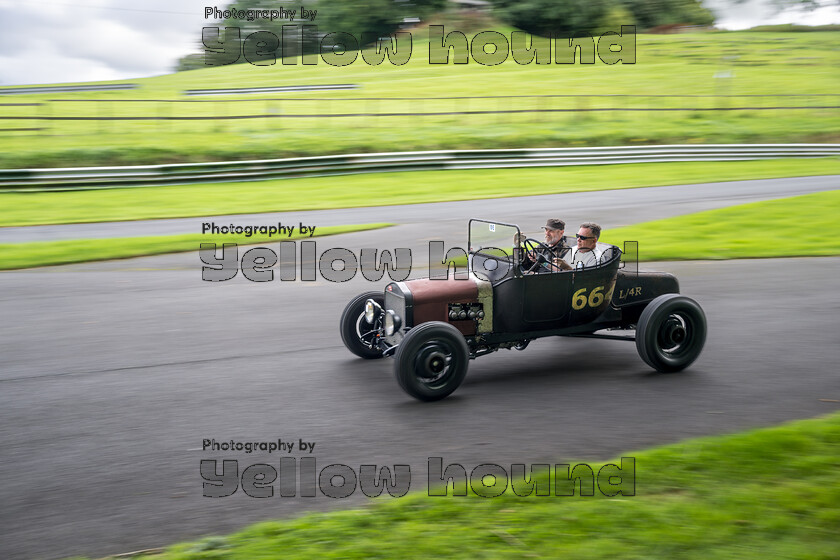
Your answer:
[340,219,707,401]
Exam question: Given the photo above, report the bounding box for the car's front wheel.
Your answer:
[340,291,385,359]
[636,294,706,373]
[394,322,470,401]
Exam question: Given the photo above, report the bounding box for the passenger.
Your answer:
[517,219,572,272]
[568,222,603,269]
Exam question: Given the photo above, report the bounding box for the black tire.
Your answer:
[340,291,385,359]
[394,322,470,401]
[636,294,707,373]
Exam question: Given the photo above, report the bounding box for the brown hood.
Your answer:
[403,277,479,305]
[403,277,479,333]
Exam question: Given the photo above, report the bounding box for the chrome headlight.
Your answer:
[364,299,378,324]
[384,310,402,336]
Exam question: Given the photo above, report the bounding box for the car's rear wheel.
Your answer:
[340,291,385,359]
[394,322,470,401]
[636,294,706,373]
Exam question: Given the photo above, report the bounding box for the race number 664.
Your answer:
[572,285,614,310]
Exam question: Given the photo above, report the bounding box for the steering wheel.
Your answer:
[520,238,565,273]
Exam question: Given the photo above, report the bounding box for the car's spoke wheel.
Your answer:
[394,322,470,401]
[636,294,706,373]
[340,291,385,359]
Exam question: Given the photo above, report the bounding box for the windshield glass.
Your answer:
[469,219,519,258]
[468,219,520,281]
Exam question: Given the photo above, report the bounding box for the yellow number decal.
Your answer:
[572,288,588,310]
[572,284,612,310]
[588,286,604,308]
[606,282,616,301]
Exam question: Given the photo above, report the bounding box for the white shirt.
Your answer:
[567,247,602,269]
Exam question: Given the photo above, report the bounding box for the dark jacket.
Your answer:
[521,237,571,272]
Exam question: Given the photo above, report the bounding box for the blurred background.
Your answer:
[1,1,839,560]
[0,0,838,170]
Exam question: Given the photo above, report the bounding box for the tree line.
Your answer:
[177,0,715,71]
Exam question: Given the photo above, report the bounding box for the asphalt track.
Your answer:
[1,176,839,560]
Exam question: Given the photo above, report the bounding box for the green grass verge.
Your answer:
[70,412,840,560]
[0,224,391,270]
[1,31,839,168]
[8,183,838,269]
[602,190,840,260]
[3,158,839,227]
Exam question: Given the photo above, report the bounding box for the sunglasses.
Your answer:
[576,234,596,240]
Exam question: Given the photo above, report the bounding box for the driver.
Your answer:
[517,219,572,273]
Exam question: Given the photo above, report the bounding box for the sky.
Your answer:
[0,0,838,86]
[0,0,209,86]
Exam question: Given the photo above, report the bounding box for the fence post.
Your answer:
[41,101,50,137]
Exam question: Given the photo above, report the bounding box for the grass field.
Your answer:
[1,30,838,168]
[65,411,840,560]
[602,189,840,260]
[2,158,839,227]
[0,224,390,270]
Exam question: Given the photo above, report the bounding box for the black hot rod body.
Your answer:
[340,219,706,401]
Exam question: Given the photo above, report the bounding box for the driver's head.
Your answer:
[576,222,601,252]
[542,219,565,246]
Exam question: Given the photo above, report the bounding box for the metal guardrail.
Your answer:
[183,84,359,95]
[0,84,137,95]
[1,144,838,192]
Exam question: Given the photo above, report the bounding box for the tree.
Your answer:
[619,0,714,29]
[176,0,443,71]
[317,0,404,42]
[195,0,322,67]
[175,53,206,72]
[490,0,615,37]
[407,0,450,19]
[488,0,715,36]
[597,3,636,34]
